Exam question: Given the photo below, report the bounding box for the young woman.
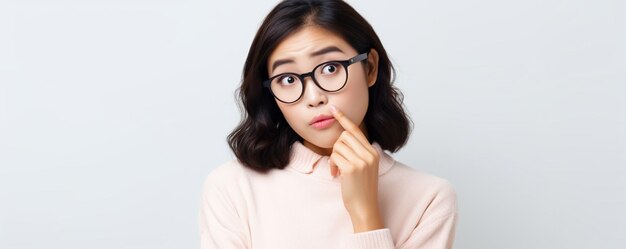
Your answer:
[199,1,458,248]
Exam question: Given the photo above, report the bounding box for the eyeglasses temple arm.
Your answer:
[348,52,368,64]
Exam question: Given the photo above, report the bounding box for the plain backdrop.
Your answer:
[1,0,624,248]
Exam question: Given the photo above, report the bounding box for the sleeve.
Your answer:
[343,181,459,249]
[344,228,396,249]
[198,172,251,249]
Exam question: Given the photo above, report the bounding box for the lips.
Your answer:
[309,114,334,125]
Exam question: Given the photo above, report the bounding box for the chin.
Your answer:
[308,139,334,149]
[299,129,341,149]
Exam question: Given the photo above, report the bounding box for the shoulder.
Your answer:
[205,160,246,179]
[386,160,458,217]
[201,160,250,195]
[388,160,455,192]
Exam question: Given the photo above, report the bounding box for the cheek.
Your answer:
[277,103,293,120]
[276,102,304,129]
[333,77,370,125]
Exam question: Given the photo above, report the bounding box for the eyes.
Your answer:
[321,63,338,74]
[278,75,297,85]
[275,62,341,86]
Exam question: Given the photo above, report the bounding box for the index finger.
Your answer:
[329,104,369,145]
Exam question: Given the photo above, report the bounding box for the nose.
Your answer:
[302,76,327,108]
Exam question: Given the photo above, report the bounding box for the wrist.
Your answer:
[349,208,385,233]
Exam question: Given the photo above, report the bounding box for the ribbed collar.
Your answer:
[284,140,395,181]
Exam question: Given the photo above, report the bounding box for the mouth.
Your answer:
[310,117,335,129]
[309,114,334,125]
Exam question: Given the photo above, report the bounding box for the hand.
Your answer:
[328,104,385,232]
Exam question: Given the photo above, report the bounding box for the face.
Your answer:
[267,26,379,155]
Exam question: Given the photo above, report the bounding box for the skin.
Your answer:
[267,25,384,233]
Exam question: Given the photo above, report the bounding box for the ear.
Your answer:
[365,48,379,87]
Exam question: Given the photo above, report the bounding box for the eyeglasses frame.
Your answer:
[262,52,369,104]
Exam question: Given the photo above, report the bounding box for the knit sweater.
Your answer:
[199,141,458,249]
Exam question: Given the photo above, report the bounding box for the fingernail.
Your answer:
[329,104,337,113]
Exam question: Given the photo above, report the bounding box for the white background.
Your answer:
[1,0,624,248]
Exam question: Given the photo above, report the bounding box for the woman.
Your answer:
[199,0,458,248]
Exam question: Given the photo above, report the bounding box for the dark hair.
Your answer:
[227,0,412,174]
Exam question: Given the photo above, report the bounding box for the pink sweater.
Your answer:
[199,141,458,248]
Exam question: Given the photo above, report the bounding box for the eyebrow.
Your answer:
[271,46,345,73]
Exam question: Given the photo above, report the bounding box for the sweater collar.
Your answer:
[285,140,395,176]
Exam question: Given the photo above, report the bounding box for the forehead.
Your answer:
[267,26,355,70]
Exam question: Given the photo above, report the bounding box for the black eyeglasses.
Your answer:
[263,52,368,103]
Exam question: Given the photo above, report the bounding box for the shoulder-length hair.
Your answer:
[227,0,412,174]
